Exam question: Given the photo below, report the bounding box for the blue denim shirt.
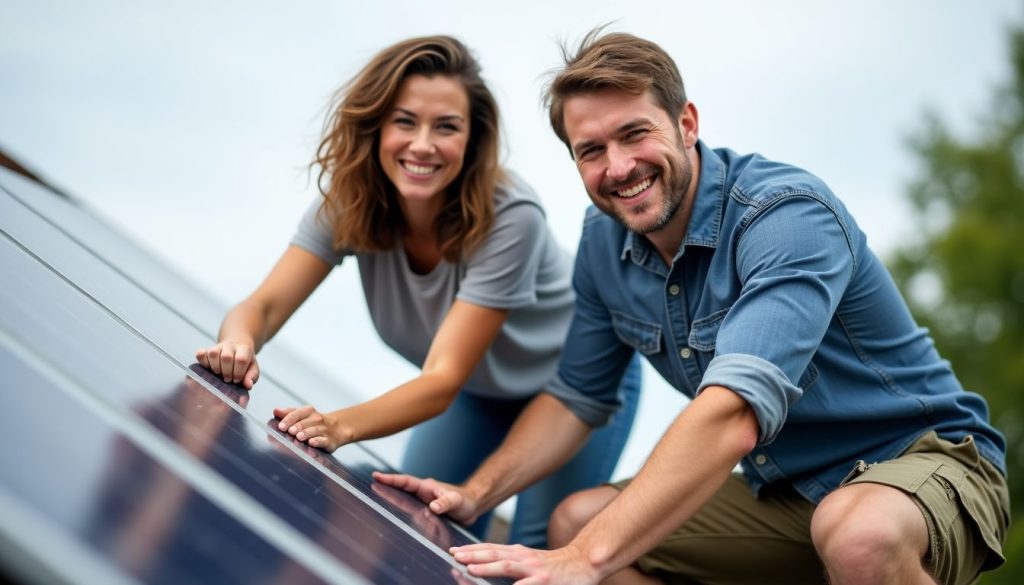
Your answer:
[546,141,1006,503]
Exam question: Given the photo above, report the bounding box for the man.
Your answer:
[375,30,1009,584]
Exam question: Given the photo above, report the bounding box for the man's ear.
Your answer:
[679,101,699,149]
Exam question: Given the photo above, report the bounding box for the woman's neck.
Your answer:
[398,195,444,242]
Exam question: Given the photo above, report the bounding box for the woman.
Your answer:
[195,35,641,547]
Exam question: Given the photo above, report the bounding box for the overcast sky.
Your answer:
[3,0,1021,475]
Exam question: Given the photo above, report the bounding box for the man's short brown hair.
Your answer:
[545,28,687,153]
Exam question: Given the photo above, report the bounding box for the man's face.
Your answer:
[562,89,697,235]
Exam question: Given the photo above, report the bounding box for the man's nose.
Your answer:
[606,144,635,181]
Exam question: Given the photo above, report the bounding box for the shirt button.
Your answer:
[679,347,692,359]
[668,284,681,295]
[754,454,767,465]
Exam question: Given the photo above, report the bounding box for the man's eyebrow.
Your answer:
[617,118,655,134]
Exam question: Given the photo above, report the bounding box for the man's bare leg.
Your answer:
[548,486,664,585]
[811,482,937,584]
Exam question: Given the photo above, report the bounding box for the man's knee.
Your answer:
[548,486,619,548]
[811,483,930,581]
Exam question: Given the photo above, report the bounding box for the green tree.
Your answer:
[889,27,1024,583]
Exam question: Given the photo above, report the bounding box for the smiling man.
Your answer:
[375,30,1009,584]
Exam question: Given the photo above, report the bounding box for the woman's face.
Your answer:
[378,74,471,204]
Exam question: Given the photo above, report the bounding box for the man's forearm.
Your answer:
[571,386,758,579]
[464,393,592,512]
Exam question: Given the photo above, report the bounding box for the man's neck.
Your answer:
[644,201,694,266]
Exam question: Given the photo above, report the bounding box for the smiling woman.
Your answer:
[193,35,643,548]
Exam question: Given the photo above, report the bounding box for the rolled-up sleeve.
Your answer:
[704,194,855,444]
[699,353,799,444]
[543,214,634,427]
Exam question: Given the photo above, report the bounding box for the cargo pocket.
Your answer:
[932,463,1007,571]
[610,311,662,355]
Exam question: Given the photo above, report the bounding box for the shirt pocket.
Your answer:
[610,311,662,355]
[688,307,820,389]
[688,308,729,352]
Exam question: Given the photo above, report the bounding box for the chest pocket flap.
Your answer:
[611,311,662,355]
[688,308,728,352]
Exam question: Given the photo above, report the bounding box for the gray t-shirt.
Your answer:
[291,174,575,399]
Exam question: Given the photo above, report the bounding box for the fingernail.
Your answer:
[297,432,305,440]
[278,423,286,430]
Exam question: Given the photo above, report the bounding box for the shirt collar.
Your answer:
[620,140,727,264]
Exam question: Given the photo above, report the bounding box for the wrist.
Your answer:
[461,478,491,511]
[571,533,617,581]
[219,335,255,348]
[562,542,606,584]
[326,412,356,445]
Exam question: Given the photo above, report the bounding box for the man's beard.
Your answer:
[600,146,693,235]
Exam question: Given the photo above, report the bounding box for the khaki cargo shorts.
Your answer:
[612,431,1009,585]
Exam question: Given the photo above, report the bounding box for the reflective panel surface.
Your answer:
[0,168,508,584]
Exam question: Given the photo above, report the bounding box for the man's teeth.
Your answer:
[617,178,652,198]
[404,162,438,175]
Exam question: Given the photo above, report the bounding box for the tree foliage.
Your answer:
[888,27,1024,583]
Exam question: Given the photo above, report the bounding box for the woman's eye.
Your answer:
[394,117,415,127]
[438,123,460,133]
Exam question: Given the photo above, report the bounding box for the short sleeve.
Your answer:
[456,200,547,309]
[290,197,347,266]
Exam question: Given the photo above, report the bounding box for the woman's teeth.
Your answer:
[403,162,438,175]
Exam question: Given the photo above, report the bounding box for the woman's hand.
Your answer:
[196,340,260,389]
[273,405,351,452]
[372,471,482,525]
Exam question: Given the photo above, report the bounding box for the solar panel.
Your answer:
[0,167,511,584]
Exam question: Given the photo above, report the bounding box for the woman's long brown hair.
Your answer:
[314,36,505,260]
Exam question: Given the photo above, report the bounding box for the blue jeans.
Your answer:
[400,353,642,548]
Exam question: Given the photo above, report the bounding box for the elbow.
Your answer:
[733,405,765,461]
[723,395,760,460]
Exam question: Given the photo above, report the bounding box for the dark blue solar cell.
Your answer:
[0,167,407,464]
[0,345,333,585]
[0,230,503,584]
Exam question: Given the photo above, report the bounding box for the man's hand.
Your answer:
[449,542,600,585]
[372,471,481,525]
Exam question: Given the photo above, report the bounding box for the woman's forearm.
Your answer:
[328,372,459,442]
[217,299,269,350]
